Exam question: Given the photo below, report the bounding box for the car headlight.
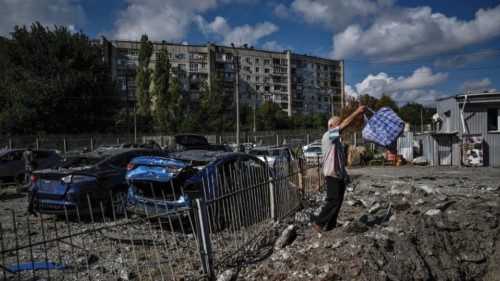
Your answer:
[61,175,96,184]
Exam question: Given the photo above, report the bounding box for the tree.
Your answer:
[0,22,121,135]
[377,94,398,112]
[398,103,436,125]
[257,100,291,130]
[135,34,153,121]
[198,76,233,132]
[152,47,171,133]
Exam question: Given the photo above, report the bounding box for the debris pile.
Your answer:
[236,166,499,280]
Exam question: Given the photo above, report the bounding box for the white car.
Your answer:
[303,145,322,165]
[302,139,322,152]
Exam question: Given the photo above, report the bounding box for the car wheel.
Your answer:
[110,190,127,217]
[14,171,31,189]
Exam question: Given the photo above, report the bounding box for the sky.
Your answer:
[1,0,500,106]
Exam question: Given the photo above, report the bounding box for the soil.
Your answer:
[237,166,500,280]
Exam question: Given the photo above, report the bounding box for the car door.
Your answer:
[0,150,24,178]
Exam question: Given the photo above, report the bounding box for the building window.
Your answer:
[487,108,500,131]
[264,59,270,65]
[264,68,270,73]
[189,63,198,71]
[255,58,260,64]
[127,50,139,56]
[256,76,260,82]
[255,67,260,73]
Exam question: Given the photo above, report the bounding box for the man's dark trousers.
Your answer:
[313,176,346,231]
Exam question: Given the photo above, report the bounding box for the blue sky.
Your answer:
[1,0,499,106]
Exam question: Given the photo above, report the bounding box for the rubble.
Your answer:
[274,225,297,250]
[237,166,500,280]
[411,156,428,165]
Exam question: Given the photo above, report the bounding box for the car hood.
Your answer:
[126,156,189,183]
[34,167,96,180]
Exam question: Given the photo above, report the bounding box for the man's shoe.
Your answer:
[311,221,325,233]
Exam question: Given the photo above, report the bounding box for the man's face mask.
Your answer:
[329,126,340,143]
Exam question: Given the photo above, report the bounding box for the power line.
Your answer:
[344,49,500,65]
[345,65,500,78]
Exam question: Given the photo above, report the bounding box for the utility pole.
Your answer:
[420,106,424,132]
[253,102,256,132]
[233,48,240,145]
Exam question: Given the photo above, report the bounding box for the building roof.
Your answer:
[437,92,500,103]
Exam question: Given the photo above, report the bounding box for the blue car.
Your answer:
[125,152,269,218]
[29,148,166,216]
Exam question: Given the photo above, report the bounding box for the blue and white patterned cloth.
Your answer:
[362,107,405,148]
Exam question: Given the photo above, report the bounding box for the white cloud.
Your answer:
[278,0,393,30]
[272,3,289,18]
[113,0,217,41]
[348,66,448,104]
[262,41,288,51]
[331,5,500,60]
[355,67,448,97]
[459,78,494,93]
[0,0,85,36]
[196,16,278,46]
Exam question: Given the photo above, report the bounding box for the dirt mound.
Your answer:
[236,167,499,280]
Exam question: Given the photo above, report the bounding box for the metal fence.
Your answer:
[0,129,327,152]
[1,159,324,280]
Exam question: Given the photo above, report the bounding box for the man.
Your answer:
[22,145,35,172]
[311,105,366,232]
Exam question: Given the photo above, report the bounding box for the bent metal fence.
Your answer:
[0,160,324,280]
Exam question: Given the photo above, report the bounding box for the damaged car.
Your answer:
[125,151,269,219]
[28,148,166,216]
[174,134,232,152]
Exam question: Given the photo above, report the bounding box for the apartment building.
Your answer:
[100,37,344,116]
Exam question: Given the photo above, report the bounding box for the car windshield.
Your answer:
[306,146,321,153]
[59,156,104,168]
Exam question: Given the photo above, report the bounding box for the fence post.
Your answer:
[306,134,310,145]
[63,139,67,154]
[276,135,279,147]
[298,168,305,195]
[90,139,94,151]
[35,139,39,149]
[354,133,357,146]
[8,139,12,149]
[269,178,276,221]
[193,198,214,280]
[317,155,321,190]
[116,138,120,144]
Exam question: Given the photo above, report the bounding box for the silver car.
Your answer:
[303,145,322,165]
[249,147,295,168]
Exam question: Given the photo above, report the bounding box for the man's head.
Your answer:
[328,116,341,129]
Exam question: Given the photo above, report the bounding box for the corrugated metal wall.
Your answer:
[397,132,413,161]
[421,133,461,166]
[422,134,437,166]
